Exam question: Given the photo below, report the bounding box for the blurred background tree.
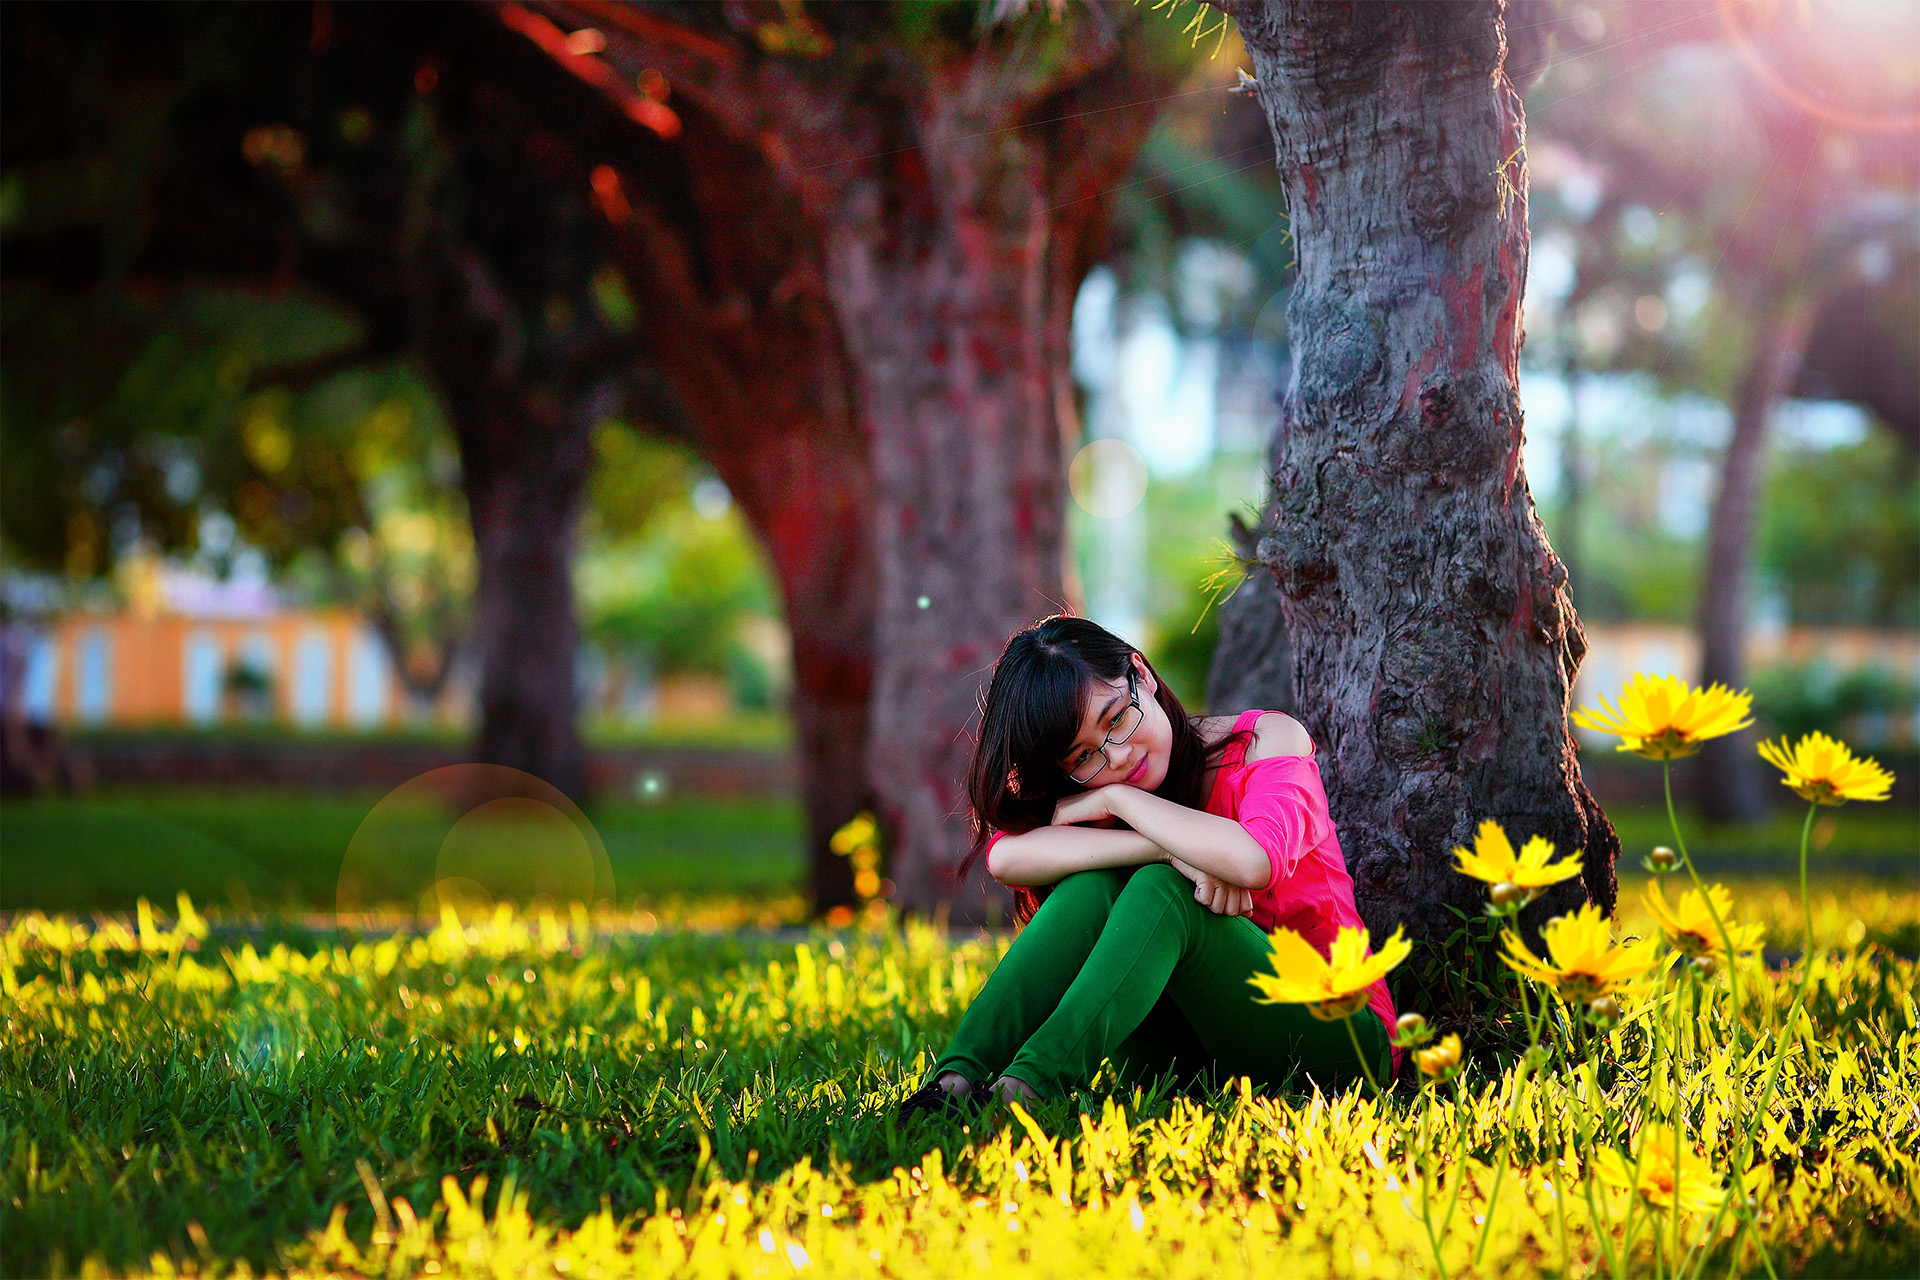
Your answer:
[1522,0,1920,818]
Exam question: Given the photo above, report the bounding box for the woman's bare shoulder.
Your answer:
[1245,711,1312,761]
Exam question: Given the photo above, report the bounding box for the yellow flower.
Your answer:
[1757,732,1894,806]
[829,812,879,855]
[1500,903,1655,1003]
[1571,674,1753,760]
[1595,1132,1724,1215]
[1451,820,1583,904]
[1643,881,1764,960]
[1250,924,1411,1021]
[1415,1033,1462,1079]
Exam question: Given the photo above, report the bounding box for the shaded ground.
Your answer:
[0,789,804,912]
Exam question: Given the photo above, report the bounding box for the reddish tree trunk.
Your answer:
[1222,0,1619,956]
[1695,297,1815,822]
[553,2,1177,914]
[583,107,876,911]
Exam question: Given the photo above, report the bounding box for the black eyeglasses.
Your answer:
[1064,670,1143,785]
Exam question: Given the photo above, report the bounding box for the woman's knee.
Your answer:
[1041,867,1131,912]
[1118,861,1196,905]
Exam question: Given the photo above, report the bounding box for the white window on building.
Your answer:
[346,629,390,728]
[234,631,279,720]
[291,628,334,728]
[23,633,59,723]
[183,631,224,725]
[76,629,113,724]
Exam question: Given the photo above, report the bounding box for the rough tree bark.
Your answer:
[1220,0,1619,950]
[544,1,1180,914]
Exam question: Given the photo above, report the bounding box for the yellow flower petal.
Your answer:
[1573,674,1753,761]
[1498,904,1654,1000]
[1595,1132,1724,1214]
[1757,732,1893,805]
[1644,880,1763,958]
[1250,925,1408,1009]
[1454,821,1583,891]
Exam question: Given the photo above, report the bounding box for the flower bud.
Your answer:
[1416,1033,1462,1079]
[1393,1012,1432,1048]
[1587,994,1621,1027]
[1690,954,1717,978]
[1489,881,1526,910]
[1648,846,1678,873]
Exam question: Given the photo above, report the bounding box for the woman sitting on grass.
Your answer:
[901,615,1399,1114]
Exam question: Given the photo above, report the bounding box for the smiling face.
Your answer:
[1058,653,1171,791]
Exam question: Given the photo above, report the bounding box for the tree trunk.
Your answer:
[564,2,1177,915]
[586,112,877,912]
[455,382,604,805]
[830,142,1076,914]
[1223,0,1619,958]
[1695,297,1815,823]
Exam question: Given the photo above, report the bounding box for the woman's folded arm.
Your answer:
[985,824,1169,887]
[1105,788,1272,890]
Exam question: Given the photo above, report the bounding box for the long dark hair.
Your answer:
[959,615,1250,922]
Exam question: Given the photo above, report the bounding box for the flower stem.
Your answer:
[1341,1012,1382,1099]
[1672,967,1690,1272]
[1678,803,1820,1280]
[1576,1050,1621,1279]
[1662,761,1744,1053]
[1474,971,1542,1266]
[1797,800,1817,973]
[1416,1083,1450,1280]
[1439,1074,1473,1248]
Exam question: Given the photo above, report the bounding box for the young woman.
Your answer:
[901,615,1398,1114]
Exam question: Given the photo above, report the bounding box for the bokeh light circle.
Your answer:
[335,764,614,921]
[1069,439,1150,518]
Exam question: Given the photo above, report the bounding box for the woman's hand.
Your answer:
[1050,787,1125,829]
[1167,854,1255,917]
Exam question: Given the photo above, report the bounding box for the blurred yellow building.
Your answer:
[20,606,464,731]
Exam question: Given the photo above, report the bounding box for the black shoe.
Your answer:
[897,1078,976,1122]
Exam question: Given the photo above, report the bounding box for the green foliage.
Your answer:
[584,421,699,547]
[1750,660,1918,749]
[2,887,1917,1277]
[577,423,778,686]
[0,283,363,574]
[1149,566,1224,713]
[1758,430,1919,628]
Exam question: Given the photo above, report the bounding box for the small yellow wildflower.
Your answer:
[1249,924,1410,1021]
[1500,903,1655,1003]
[1571,673,1752,760]
[1643,881,1764,960]
[1757,732,1894,806]
[1415,1033,1462,1079]
[1451,819,1583,906]
[829,812,879,855]
[1595,1132,1724,1215]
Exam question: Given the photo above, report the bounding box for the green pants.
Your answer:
[935,864,1389,1097]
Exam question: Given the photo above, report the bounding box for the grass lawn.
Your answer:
[0,789,805,913]
[3,786,1912,918]
[4,883,1918,1277]
[3,783,1918,1275]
